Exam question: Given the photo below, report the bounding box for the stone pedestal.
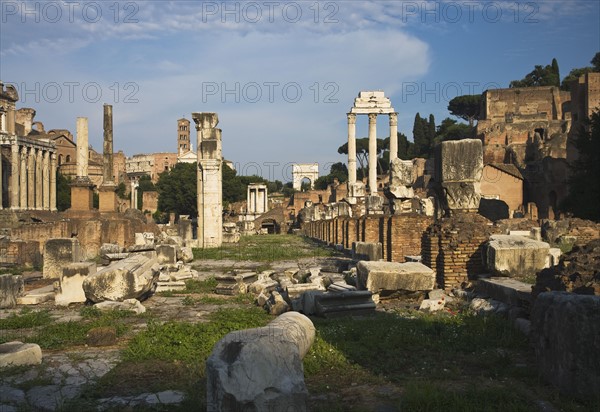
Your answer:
[70,177,94,211]
[98,183,118,212]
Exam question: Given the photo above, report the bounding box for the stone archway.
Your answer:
[292,163,318,191]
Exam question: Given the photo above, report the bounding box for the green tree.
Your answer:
[412,113,426,156]
[561,52,600,91]
[510,59,560,88]
[156,163,197,217]
[448,94,482,127]
[435,118,475,142]
[314,162,348,190]
[338,137,385,179]
[56,172,71,211]
[115,182,128,199]
[136,175,155,210]
[562,110,600,221]
[221,163,245,205]
[282,182,295,198]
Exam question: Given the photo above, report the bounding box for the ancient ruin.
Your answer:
[193,112,223,248]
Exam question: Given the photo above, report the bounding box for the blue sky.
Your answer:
[1,0,599,181]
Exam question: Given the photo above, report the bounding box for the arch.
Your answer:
[292,163,319,191]
[58,154,63,165]
[65,154,71,163]
[259,218,280,234]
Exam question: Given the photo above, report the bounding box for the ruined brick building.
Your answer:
[476,72,600,218]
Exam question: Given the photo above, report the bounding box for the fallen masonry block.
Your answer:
[475,277,532,308]
[43,238,81,279]
[267,291,290,315]
[356,261,435,293]
[156,281,186,293]
[286,283,325,299]
[248,278,279,295]
[206,312,315,412]
[314,290,376,318]
[100,253,130,266]
[83,254,159,302]
[486,235,550,277]
[215,273,258,295]
[177,246,194,263]
[94,298,146,314]
[55,262,96,306]
[327,282,357,293]
[157,244,178,265]
[0,341,42,369]
[419,298,446,312]
[531,292,600,401]
[0,274,24,308]
[17,284,55,305]
[100,243,121,255]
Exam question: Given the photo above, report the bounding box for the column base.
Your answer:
[98,183,118,213]
[70,177,95,211]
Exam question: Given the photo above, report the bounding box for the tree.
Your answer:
[56,172,71,211]
[338,137,385,179]
[448,94,482,127]
[561,110,600,221]
[221,163,245,205]
[314,162,348,190]
[412,113,427,156]
[115,182,128,199]
[136,175,155,210]
[561,52,600,91]
[282,182,295,198]
[435,117,474,142]
[156,163,197,217]
[510,59,560,88]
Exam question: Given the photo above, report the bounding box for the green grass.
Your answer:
[0,308,53,329]
[182,294,255,306]
[0,307,135,349]
[192,234,336,262]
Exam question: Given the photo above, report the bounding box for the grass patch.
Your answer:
[192,234,336,262]
[399,381,534,411]
[182,294,255,306]
[0,308,52,329]
[157,278,218,297]
[123,306,271,365]
[0,307,136,349]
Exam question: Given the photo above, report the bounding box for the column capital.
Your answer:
[389,112,398,125]
[347,113,356,124]
[368,113,377,122]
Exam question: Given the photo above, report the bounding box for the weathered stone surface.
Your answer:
[286,283,324,299]
[436,139,483,212]
[475,277,532,307]
[352,241,383,261]
[94,298,146,314]
[43,238,81,279]
[55,262,96,306]
[356,261,435,293]
[0,341,42,369]
[389,158,413,187]
[156,244,178,264]
[267,290,290,315]
[178,246,194,263]
[17,285,55,305]
[327,282,356,293]
[86,326,117,346]
[0,274,24,308]
[530,292,600,400]
[419,298,445,312]
[83,254,159,302]
[248,278,279,295]
[486,235,550,277]
[206,312,315,412]
[135,232,154,246]
[100,243,121,255]
[314,290,376,317]
[533,239,600,298]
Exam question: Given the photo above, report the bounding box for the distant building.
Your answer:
[126,152,178,183]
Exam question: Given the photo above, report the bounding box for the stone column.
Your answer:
[368,113,378,194]
[70,117,94,211]
[27,148,35,209]
[130,181,138,209]
[0,145,3,209]
[19,147,27,209]
[76,117,88,178]
[10,142,19,209]
[389,112,398,162]
[35,149,43,210]
[347,113,357,187]
[193,112,222,248]
[43,151,50,210]
[50,153,57,211]
[102,104,114,183]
